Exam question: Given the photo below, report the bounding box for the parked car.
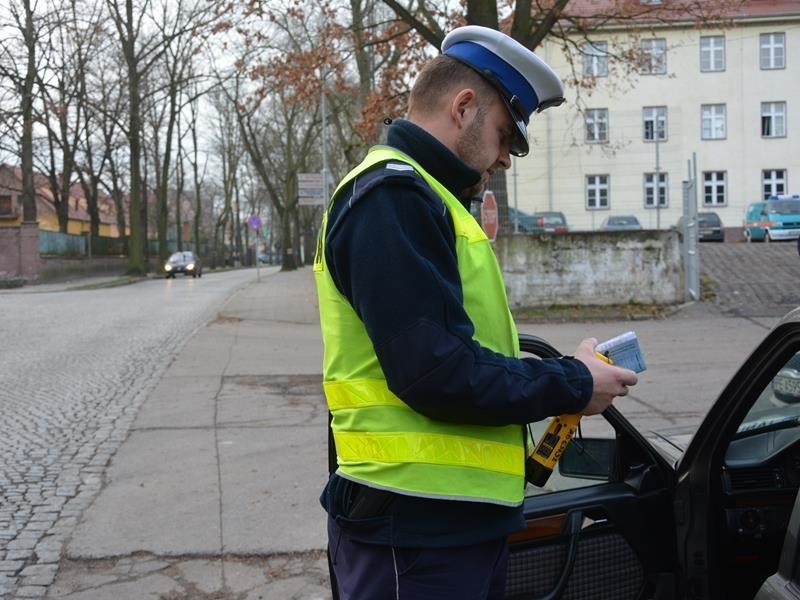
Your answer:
[328,309,800,599]
[527,211,569,233]
[675,211,725,242]
[696,211,725,242]
[164,251,202,278]
[599,214,642,231]
[744,196,800,242]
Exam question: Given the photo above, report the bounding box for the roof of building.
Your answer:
[0,164,119,226]
[556,0,800,24]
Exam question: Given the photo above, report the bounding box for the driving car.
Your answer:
[528,211,569,233]
[599,214,642,231]
[326,308,800,599]
[163,251,202,278]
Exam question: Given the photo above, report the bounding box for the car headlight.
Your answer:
[186,263,195,270]
[165,264,172,271]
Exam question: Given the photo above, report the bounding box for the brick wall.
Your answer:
[0,223,39,280]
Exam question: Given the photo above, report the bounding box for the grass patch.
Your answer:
[700,276,718,302]
[513,302,672,323]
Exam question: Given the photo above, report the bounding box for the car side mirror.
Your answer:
[559,437,615,480]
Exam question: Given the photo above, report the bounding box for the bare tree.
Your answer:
[207,84,244,268]
[0,0,51,222]
[105,0,221,274]
[379,0,744,233]
[185,81,208,257]
[34,0,107,233]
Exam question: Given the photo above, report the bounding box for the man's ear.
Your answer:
[450,88,477,129]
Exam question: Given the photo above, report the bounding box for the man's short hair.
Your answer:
[407,55,499,117]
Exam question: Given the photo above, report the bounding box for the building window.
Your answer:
[586,175,609,209]
[585,109,609,143]
[582,41,608,77]
[644,173,668,207]
[703,171,727,206]
[700,36,725,71]
[761,102,786,137]
[701,104,726,139]
[643,106,667,141]
[641,38,666,74]
[0,195,12,215]
[760,33,785,69]
[763,169,787,198]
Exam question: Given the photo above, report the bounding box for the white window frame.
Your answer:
[761,101,786,137]
[643,106,667,141]
[644,172,668,208]
[701,104,726,140]
[582,41,609,77]
[586,175,609,209]
[641,38,667,74]
[585,109,609,143]
[703,171,727,206]
[760,32,786,70]
[700,36,725,72]
[763,169,787,198]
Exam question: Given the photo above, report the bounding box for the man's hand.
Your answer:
[574,338,638,416]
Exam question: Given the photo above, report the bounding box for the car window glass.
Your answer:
[767,200,800,215]
[525,414,615,497]
[698,214,720,226]
[727,352,800,461]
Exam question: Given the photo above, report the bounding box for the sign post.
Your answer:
[298,173,326,206]
[480,190,499,242]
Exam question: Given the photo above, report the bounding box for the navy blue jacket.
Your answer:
[321,119,592,548]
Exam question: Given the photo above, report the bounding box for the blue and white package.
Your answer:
[596,331,647,373]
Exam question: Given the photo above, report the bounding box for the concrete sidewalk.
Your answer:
[46,269,331,600]
[43,267,782,600]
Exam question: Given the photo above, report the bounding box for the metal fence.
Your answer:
[39,230,86,256]
[38,231,207,258]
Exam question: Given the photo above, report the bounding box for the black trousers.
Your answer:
[328,515,509,600]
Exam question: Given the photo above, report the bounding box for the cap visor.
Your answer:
[500,96,529,157]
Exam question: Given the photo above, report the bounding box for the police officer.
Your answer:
[313,25,638,600]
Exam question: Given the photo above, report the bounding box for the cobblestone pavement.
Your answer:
[699,240,800,318]
[0,270,256,599]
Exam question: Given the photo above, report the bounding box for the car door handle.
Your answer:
[534,509,584,600]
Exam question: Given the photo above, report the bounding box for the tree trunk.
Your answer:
[280,208,296,271]
[20,0,37,223]
[127,68,145,274]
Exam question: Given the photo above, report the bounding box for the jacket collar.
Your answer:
[386,119,482,204]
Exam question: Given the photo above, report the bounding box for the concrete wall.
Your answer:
[494,230,684,308]
[0,223,39,281]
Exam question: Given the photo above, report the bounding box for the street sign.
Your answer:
[481,190,499,242]
[298,173,326,206]
[246,214,262,231]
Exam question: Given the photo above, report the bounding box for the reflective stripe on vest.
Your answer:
[314,146,524,506]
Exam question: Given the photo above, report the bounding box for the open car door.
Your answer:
[508,333,681,599]
[511,308,800,600]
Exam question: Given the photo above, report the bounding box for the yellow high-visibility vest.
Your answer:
[314,146,524,506]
